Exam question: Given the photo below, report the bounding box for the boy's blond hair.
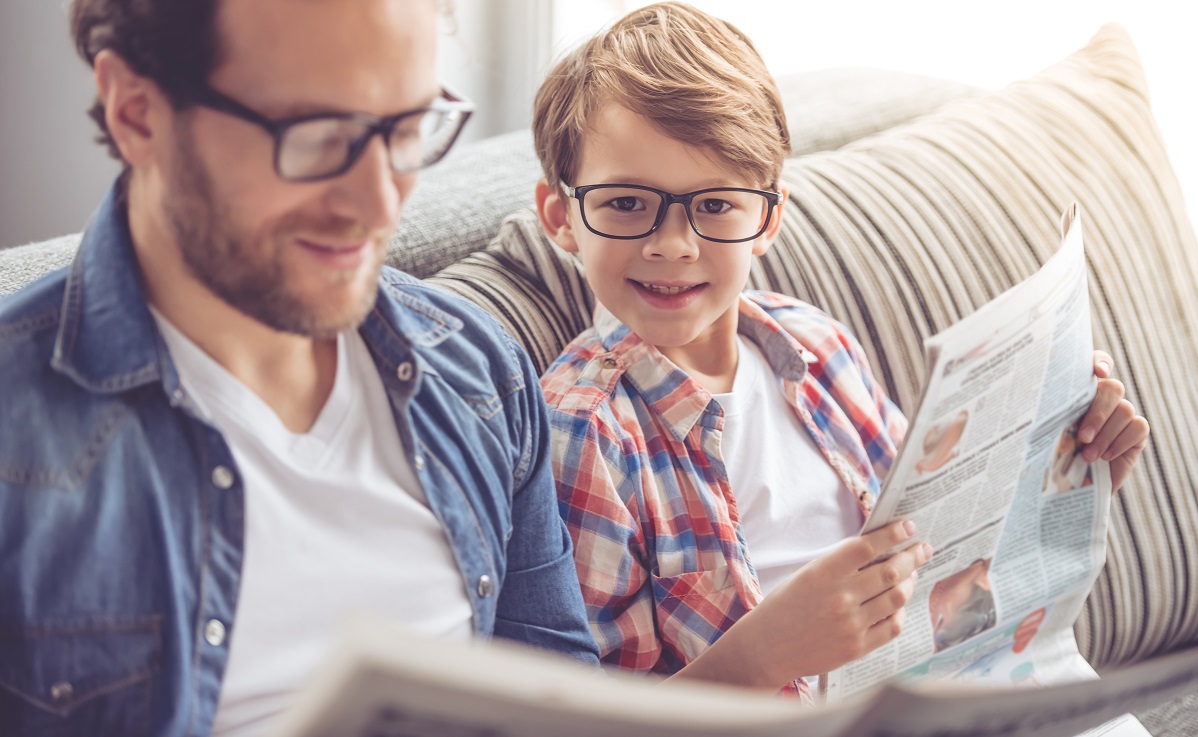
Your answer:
[532,1,790,193]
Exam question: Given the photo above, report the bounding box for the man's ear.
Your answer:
[94,49,164,170]
[535,178,580,254]
[751,183,790,257]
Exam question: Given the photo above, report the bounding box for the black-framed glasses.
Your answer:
[562,182,781,243]
[188,84,474,182]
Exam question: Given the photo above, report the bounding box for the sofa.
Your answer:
[2,22,1195,736]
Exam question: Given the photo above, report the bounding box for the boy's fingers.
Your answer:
[862,542,931,596]
[1082,399,1134,461]
[861,572,916,624]
[864,606,908,652]
[1078,379,1125,444]
[1101,415,1150,461]
[846,520,917,571]
[1110,443,1147,493]
[1092,350,1114,378]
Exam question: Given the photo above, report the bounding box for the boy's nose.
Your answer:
[643,203,699,261]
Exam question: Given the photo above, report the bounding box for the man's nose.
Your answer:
[643,203,699,260]
[325,136,408,232]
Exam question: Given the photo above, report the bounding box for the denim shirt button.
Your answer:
[50,681,73,705]
[396,361,415,382]
[211,466,235,490]
[414,455,426,472]
[204,619,227,647]
[477,574,494,598]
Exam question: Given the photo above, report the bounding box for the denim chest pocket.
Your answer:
[0,617,162,737]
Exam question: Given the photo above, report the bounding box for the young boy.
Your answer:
[532,1,1148,696]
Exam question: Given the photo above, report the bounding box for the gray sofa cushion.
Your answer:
[0,234,80,296]
[1135,689,1198,735]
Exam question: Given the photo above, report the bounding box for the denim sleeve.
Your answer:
[492,336,601,666]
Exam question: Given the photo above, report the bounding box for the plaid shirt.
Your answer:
[541,291,907,692]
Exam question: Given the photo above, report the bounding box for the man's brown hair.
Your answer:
[70,0,456,165]
[70,0,223,162]
[532,1,791,192]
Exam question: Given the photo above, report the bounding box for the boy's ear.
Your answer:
[535,178,580,254]
[751,184,790,257]
[94,49,164,171]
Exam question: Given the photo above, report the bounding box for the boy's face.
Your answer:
[536,104,787,364]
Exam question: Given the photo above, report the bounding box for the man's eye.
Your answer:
[391,120,422,142]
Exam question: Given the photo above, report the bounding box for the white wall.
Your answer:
[438,0,554,144]
[0,1,120,248]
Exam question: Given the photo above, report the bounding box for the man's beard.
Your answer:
[161,123,386,339]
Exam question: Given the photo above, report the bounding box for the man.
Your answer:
[0,1,598,735]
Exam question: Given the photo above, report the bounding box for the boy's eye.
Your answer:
[605,196,646,212]
[695,198,733,215]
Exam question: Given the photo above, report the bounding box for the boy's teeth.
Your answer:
[641,283,692,295]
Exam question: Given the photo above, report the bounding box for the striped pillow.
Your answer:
[428,23,1198,668]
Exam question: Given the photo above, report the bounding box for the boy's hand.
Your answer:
[742,520,931,684]
[1079,350,1150,492]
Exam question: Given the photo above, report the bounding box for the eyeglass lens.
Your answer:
[580,187,771,241]
[276,108,466,180]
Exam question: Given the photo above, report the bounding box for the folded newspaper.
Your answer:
[271,204,1195,737]
[822,203,1146,735]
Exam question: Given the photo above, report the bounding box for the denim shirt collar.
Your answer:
[51,185,167,395]
[360,270,465,359]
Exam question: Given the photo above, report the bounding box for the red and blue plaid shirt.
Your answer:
[541,292,907,692]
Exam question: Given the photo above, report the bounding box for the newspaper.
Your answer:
[268,611,1198,737]
[823,204,1143,733]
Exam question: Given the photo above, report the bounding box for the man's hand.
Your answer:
[1079,350,1150,492]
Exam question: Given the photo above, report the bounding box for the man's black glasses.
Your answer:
[189,85,474,182]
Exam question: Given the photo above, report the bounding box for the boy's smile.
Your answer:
[631,279,709,309]
[537,103,788,379]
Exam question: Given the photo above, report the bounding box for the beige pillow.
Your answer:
[429,23,1198,669]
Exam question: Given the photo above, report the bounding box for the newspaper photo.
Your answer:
[823,204,1142,733]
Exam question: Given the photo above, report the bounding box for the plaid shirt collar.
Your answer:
[591,295,818,442]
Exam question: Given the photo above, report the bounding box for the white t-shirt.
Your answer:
[152,313,473,737]
[713,337,863,596]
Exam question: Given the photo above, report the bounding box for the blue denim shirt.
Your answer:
[0,187,599,737]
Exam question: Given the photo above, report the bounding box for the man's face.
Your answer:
[157,0,439,337]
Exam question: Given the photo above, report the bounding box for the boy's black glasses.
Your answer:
[562,183,781,243]
[188,85,474,182]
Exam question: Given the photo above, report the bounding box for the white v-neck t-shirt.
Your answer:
[713,337,862,595]
[152,312,472,737]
